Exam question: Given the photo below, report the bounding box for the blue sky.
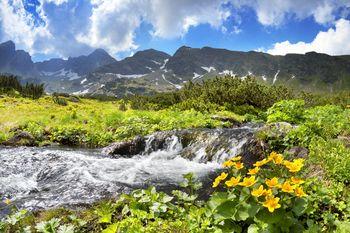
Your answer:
[1,0,350,61]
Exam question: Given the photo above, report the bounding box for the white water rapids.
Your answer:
[0,126,257,215]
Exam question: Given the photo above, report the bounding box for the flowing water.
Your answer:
[0,126,258,216]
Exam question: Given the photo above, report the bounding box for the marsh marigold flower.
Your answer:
[248,167,259,175]
[291,177,305,185]
[253,158,269,167]
[222,160,234,167]
[251,185,265,197]
[234,162,244,170]
[263,196,281,213]
[295,187,307,197]
[269,152,284,164]
[239,176,257,187]
[284,159,304,173]
[232,156,242,161]
[212,172,228,187]
[265,177,280,188]
[263,189,273,197]
[281,181,295,193]
[225,176,241,187]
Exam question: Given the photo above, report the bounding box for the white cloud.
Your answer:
[232,0,350,26]
[77,0,231,53]
[0,0,51,53]
[0,0,350,59]
[267,19,350,55]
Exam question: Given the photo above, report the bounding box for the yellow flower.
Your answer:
[239,176,257,187]
[263,189,273,197]
[3,199,11,205]
[232,156,242,161]
[281,181,295,193]
[284,159,304,173]
[248,167,260,175]
[251,185,265,197]
[234,162,244,170]
[222,160,234,168]
[212,178,221,188]
[218,172,228,180]
[265,177,280,188]
[268,152,284,164]
[253,158,269,167]
[263,196,281,213]
[225,176,241,187]
[212,172,228,188]
[290,177,305,185]
[295,187,307,197]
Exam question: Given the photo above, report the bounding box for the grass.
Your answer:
[0,96,239,147]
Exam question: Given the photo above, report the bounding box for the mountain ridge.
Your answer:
[1,40,350,95]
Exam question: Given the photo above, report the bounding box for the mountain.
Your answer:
[0,41,36,77]
[1,41,350,95]
[35,48,116,79]
[95,49,171,75]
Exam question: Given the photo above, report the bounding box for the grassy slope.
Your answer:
[0,96,242,147]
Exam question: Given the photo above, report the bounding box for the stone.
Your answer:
[102,136,146,157]
[285,146,309,159]
[2,131,37,146]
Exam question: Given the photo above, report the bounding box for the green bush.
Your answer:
[267,99,305,124]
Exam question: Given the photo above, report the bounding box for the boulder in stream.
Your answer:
[2,131,37,146]
[102,136,146,157]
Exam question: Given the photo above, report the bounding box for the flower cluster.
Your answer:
[213,152,307,213]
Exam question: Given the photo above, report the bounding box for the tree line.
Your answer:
[0,75,45,99]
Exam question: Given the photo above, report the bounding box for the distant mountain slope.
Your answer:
[0,41,36,77]
[95,49,171,75]
[1,41,350,95]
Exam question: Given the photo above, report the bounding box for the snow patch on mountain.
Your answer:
[162,74,182,89]
[201,66,216,72]
[273,70,280,84]
[160,59,169,70]
[219,70,235,76]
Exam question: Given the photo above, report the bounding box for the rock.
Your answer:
[69,96,80,103]
[285,146,309,159]
[102,136,146,157]
[240,138,269,166]
[2,131,37,146]
[259,122,294,139]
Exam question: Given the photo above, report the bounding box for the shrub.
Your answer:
[267,99,305,124]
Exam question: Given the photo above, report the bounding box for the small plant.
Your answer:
[209,152,308,231]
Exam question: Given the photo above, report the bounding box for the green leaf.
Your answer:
[208,192,229,210]
[102,224,118,233]
[215,201,238,220]
[292,198,308,216]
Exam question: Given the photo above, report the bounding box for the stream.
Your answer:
[0,125,258,216]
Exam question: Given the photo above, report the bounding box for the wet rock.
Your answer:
[285,146,309,159]
[2,131,37,146]
[240,138,269,166]
[259,122,294,138]
[103,136,146,157]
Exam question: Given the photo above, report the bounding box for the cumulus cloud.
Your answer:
[0,0,51,53]
[77,0,230,53]
[0,0,349,59]
[267,19,350,55]
[233,0,350,26]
